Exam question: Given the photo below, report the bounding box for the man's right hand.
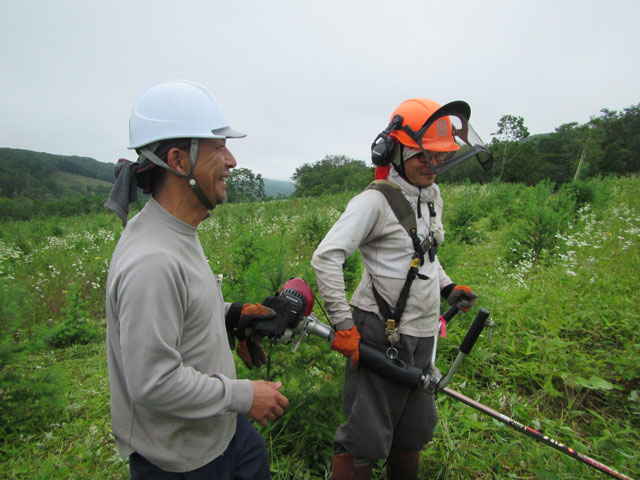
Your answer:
[331,325,361,367]
[248,380,289,426]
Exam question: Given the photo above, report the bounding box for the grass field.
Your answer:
[1,176,638,479]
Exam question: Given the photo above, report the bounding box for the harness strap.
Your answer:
[371,260,428,322]
[365,181,432,346]
[367,180,427,265]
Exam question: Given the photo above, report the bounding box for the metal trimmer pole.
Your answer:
[434,308,490,392]
[283,300,632,479]
[442,387,635,480]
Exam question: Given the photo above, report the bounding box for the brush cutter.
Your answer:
[252,278,635,480]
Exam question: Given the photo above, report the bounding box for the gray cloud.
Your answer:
[1,0,638,180]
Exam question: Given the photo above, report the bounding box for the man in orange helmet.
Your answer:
[312,98,492,479]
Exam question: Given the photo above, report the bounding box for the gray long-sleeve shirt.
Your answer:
[106,197,253,472]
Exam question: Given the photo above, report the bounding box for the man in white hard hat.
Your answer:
[105,80,288,479]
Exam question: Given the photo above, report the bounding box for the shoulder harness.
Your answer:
[365,180,438,354]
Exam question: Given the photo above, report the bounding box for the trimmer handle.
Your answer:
[359,342,424,388]
[459,308,490,354]
[441,304,459,322]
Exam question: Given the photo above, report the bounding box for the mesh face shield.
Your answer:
[399,101,494,175]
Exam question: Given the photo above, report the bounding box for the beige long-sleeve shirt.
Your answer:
[312,169,452,337]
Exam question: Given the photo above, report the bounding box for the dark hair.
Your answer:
[136,138,191,193]
[154,138,191,161]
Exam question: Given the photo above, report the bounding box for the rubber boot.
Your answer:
[332,452,372,480]
[386,450,420,480]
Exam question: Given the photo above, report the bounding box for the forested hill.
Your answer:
[0,148,294,204]
[0,148,115,200]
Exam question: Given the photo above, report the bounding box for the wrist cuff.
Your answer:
[334,319,355,331]
[225,303,243,332]
[440,283,456,299]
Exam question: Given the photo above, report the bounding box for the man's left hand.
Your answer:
[446,285,478,312]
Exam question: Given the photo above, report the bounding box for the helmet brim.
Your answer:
[211,126,246,139]
[128,125,246,149]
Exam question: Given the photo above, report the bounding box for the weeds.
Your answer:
[0,176,638,479]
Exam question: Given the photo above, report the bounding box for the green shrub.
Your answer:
[342,251,362,294]
[0,367,67,439]
[505,181,574,264]
[255,341,344,477]
[0,284,68,439]
[297,211,334,249]
[561,176,612,212]
[46,282,100,348]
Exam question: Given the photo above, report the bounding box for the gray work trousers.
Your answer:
[334,308,438,460]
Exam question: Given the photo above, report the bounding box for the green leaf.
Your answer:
[532,469,559,480]
[588,376,614,390]
[575,375,591,388]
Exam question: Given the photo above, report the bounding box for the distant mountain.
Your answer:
[0,147,294,201]
[263,178,295,198]
[0,148,115,200]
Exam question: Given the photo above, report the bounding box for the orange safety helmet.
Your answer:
[388,98,460,152]
[371,97,492,177]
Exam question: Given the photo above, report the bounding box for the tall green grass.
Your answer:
[0,176,637,479]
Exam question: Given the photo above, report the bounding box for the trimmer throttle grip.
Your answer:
[441,305,459,322]
[459,309,490,355]
[359,342,424,388]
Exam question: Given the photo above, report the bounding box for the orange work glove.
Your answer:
[446,284,478,312]
[331,326,361,367]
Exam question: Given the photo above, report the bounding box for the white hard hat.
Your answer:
[128,80,245,149]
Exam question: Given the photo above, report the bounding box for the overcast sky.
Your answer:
[1,0,638,181]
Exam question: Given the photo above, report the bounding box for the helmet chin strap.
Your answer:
[184,139,215,211]
[139,139,215,210]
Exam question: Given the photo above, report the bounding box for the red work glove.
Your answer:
[331,326,361,367]
[446,285,478,312]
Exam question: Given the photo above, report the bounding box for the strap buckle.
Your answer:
[385,319,400,350]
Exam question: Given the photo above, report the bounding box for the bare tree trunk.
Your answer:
[499,143,511,182]
[573,133,591,181]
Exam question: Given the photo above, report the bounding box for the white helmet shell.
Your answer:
[128,80,245,149]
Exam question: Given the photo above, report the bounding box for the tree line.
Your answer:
[291,103,640,195]
[1,102,637,221]
[439,104,640,185]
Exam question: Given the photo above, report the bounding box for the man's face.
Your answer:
[192,138,237,206]
[403,151,449,188]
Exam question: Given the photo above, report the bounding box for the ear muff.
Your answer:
[371,114,403,166]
